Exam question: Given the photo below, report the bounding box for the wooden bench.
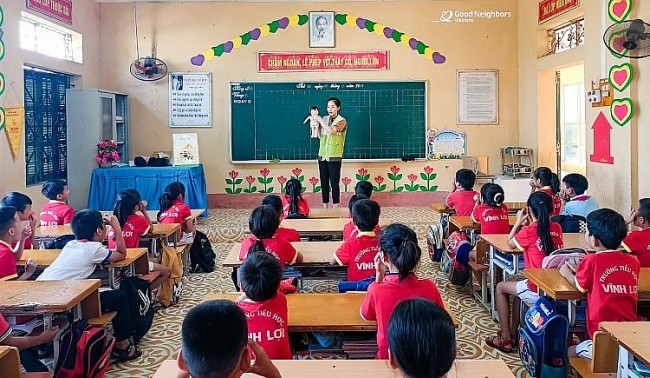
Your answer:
[569,331,617,377]
[0,346,21,378]
[469,240,490,309]
[88,311,117,327]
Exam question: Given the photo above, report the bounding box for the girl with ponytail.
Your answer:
[360,223,444,359]
[158,182,195,236]
[486,191,564,353]
[468,183,510,263]
[530,166,562,216]
[282,179,310,219]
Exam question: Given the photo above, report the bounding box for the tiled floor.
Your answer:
[105,207,526,377]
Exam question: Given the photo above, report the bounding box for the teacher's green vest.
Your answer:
[318,116,346,161]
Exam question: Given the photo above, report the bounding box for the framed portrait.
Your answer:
[309,11,335,48]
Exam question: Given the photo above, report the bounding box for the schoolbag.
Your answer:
[426,223,445,262]
[46,234,76,249]
[337,276,373,293]
[189,230,216,273]
[444,231,472,286]
[551,215,587,233]
[542,248,587,269]
[118,277,154,343]
[54,318,115,378]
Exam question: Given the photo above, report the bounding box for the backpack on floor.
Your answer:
[119,277,154,343]
[445,231,472,286]
[518,296,569,378]
[189,230,216,273]
[54,318,115,378]
[426,223,445,262]
[542,248,587,269]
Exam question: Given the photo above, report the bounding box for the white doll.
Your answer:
[303,106,321,138]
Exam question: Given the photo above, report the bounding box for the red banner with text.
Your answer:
[27,0,73,24]
[538,0,580,24]
[258,51,389,72]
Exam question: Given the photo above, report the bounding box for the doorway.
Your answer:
[557,64,586,176]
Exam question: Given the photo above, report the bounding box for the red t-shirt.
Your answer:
[334,232,380,281]
[239,236,298,268]
[471,204,510,234]
[446,190,479,216]
[622,228,650,267]
[0,240,17,279]
[360,274,444,359]
[159,200,192,232]
[237,292,292,359]
[275,227,300,243]
[11,238,33,250]
[108,214,151,249]
[539,187,561,216]
[343,221,381,242]
[514,221,564,291]
[39,201,74,226]
[575,250,640,338]
[281,196,310,218]
[0,313,11,343]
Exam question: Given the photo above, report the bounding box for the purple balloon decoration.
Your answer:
[224,41,234,53]
[383,27,393,38]
[190,55,205,66]
[278,17,289,29]
[356,18,366,29]
[433,52,446,64]
[408,38,419,50]
[250,28,261,40]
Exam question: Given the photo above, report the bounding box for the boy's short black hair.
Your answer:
[1,192,33,212]
[261,195,283,217]
[586,208,628,250]
[388,298,456,378]
[71,209,103,241]
[0,207,18,236]
[455,169,476,190]
[562,173,589,195]
[352,199,380,232]
[238,252,282,302]
[41,179,67,200]
[638,198,650,222]
[354,181,373,198]
[182,300,248,378]
[347,194,367,213]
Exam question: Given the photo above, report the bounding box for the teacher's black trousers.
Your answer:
[318,160,342,204]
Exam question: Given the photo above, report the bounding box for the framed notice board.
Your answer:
[230,81,427,163]
[457,70,499,125]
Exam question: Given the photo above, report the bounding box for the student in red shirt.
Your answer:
[1,192,39,250]
[560,208,639,360]
[486,192,563,353]
[236,252,292,359]
[622,198,650,267]
[529,167,561,216]
[445,169,478,216]
[261,195,300,242]
[281,179,310,218]
[331,199,381,281]
[0,207,37,280]
[469,183,510,263]
[343,194,382,241]
[239,206,302,267]
[39,179,74,226]
[360,224,444,359]
[158,182,195,245]
[0,312,59,372]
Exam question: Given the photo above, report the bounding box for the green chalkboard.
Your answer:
[230,81,426,162]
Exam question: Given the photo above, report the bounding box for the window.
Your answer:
[560,82,586,168]
[20,12,82,63]
[546,18,585,56]
[24,66,71,186]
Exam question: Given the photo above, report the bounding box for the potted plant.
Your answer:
[96,140,119,168]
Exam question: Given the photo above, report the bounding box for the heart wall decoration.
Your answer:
[608,0,633,23]
[609,63,633,92]
[610,98,634,126]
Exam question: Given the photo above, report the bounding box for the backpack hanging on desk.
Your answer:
[54,318,115,378]
[444,231,472,286]
[45,235,75,249]
[542,248,587,269]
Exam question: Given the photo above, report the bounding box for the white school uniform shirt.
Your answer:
[37,240,112,281]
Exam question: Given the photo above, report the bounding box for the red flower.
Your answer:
[292,167,302,177]
[309,177,319,186]
[358,168,368,177]
[246,175,255,184]
[407,174,417,182]
[424,166,434,174]
[390,165,400,174]
[374,175,384,184]
[342,177,352,185]
[277,176,288,184]
[260,168,270,177]
[228,170,239,179]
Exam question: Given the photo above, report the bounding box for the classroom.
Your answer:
[0,0,649,377]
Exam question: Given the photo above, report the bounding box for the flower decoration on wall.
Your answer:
[225,170,243,194]
[291,167,307,193]
[277,176,288,192]
[387,165,404,193]
[342,177,352,192]
[309,177,321,193]
[96,140,119,165]
[373,175,386,192]
[419,166,438,192]
[405,173,419,192]
[244,175,257,193]
[258,168,274,193]
[356,168,370,181]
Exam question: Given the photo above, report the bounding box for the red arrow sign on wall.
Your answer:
[589,112,614,164]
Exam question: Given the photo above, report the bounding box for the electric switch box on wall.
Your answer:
[587,78,613,107]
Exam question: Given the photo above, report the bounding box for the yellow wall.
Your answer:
[0,0,100,211]
[97,1,519,196]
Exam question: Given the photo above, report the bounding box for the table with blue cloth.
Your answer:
[88,164,208,216]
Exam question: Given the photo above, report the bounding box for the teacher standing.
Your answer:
[316,97,347,208]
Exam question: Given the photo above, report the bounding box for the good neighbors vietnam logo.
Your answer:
[434,10,513,23]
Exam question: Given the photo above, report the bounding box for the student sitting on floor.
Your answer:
[560,208,639,360]
[486,192,563,353]
[445,168,478,216]
[236,252,292,359]
[109,189,170,290]
[0,312,58,372]
[261,195,300,242]
[282,179,310,219]
[37,210,142,362]
[331,199,381,281]
[622,198,650,267]
[387,298,456,378]
[469,183,510,263]
[0,207,36,280]
[558,173,599,218]
[360,223,444,359]
[177,300,281,378]
[1,192,39,250]
[158,182,195,245]
[355,180,373,199]
[39,179,74,226]
[529,167,562,216]
[239,206,302,267]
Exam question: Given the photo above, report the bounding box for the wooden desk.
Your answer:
[308,207,349,219]
[280,218,390,237]
[600,321,650,376]
[146,209,205,223]
[150,223,181,238]
[35,224,72,238]
[449,215,517,231]
[223,242,342,268]
[430,202,455,214]
[203,293,458,330]
[153,358,514,378]
[430,202,527,215]
[0,346,20,378]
